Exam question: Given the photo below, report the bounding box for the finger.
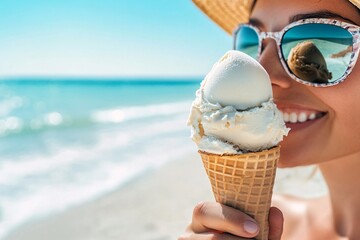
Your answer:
[196,232,254,240]
[190,201,259,238]
[268,207,284,240]
[180,232,254,240]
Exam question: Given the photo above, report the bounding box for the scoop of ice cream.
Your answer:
[287,41,332,84]
[188,51,289,154]
[203,50,272,110]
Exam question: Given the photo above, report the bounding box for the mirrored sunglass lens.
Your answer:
[234,25,259,59]
[281,23,353,84]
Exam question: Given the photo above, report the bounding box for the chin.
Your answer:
[277,140,316,168]
[277,154,298,168]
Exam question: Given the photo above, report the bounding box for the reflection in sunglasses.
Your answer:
[330,45,352,58]
[287,41,332,84]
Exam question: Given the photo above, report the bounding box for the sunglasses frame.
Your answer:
[233,18,360,87]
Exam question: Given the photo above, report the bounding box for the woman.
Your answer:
[180,0,360,239]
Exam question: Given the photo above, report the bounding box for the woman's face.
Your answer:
[250,0,360,167]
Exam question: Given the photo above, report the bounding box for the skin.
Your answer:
[179,0,360,239]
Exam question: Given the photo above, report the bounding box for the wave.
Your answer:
[91,101,191,123]
[0,115,190,183]
[0,114,195,239]
[0,101,192,137]
[0,114,91,137]
[0,96,23,117]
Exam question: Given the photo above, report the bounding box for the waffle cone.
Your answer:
[199,146,280,240]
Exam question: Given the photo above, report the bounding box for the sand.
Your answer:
[3,153,213,240]
[3,153,328,240]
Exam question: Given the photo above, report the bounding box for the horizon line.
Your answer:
[0,75,204,80]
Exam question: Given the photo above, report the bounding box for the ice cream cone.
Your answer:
[199,146,280,240]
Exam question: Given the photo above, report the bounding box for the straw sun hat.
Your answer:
[192,0,360,34]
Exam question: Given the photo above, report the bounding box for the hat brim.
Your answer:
[192,0,360,35]
[192,0,255,35]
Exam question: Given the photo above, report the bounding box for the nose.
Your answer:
[258,39,292,89]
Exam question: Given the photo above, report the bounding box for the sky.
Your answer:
[0,0,232,78]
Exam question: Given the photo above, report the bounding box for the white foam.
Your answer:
[0,111,195,239]
[0,117,23,135]
[0,101,192,137]
[0,96,23,117]
[91,101,191,123]
[44,112,63,126]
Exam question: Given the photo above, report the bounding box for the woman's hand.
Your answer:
[179,201,284,240]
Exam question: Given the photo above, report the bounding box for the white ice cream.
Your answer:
[188,50,289,154]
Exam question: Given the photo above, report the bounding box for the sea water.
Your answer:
[0,78,200,239]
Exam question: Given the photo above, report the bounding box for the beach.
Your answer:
[4,153,213,240]
[0,79,201,239]
[3,152,328,240]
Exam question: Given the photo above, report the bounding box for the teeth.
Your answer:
[283,113,289,122]
[298,112,307,122]
[309,113,316,120]
[280,111,320,123]
[289,113,297,123]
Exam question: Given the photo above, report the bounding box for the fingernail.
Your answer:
[244,220,258,234]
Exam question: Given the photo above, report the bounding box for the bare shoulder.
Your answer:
[272,194,310,239]
[272,194,309,226]
[271,194,332,239]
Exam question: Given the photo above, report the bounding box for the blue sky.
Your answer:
[0,0,232,78]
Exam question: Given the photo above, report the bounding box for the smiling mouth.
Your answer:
[279,110,327,124]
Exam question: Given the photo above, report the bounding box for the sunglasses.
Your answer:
[233,18,360,87]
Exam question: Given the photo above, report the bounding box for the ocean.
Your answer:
[0,78,201,239]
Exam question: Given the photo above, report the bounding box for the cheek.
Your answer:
[321,67,360,127]
[279,65,360,168]
[315,65,360,151]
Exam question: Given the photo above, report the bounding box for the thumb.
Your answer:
[268,207,284,240]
